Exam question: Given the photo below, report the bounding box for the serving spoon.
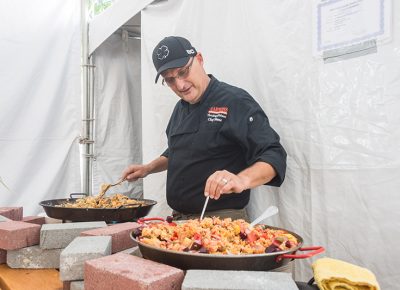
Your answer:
[249,205,279,228]
[96,178,126,199]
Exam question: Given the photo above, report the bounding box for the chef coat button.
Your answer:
[249,116,254,122]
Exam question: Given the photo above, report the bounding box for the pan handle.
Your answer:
[137,217,166,224]
[276,246,325,262]
[69,193,88,199]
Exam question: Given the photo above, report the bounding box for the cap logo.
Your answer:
[157,45,169,60]
[186,49,195,54]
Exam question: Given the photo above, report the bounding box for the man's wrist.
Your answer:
[237,174,251,191]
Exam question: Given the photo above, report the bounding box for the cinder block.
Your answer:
[60,236,111,281]
[81,222,139,253]
[7,245,62,269]
[22,216,46,225]
[0,249,6,264]
[182,270,298,290]
[70,281,84,290]
[0,215,11,223]
[0,207,23,221]
[40,221,107,249]
[0,221,40,250]
[84,253,184,290]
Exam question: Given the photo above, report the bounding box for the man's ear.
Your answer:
[196,53,204,66]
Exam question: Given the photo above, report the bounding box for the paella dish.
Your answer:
[133,217,298,255]
[56,193,145,209]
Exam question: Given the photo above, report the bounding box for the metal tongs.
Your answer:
[96,177,126,199]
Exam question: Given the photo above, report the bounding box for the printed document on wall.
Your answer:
[312,0,392,56]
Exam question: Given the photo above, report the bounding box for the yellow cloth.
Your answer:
[312,257,380,290]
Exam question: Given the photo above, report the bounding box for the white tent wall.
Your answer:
[0,1,81,214]
[141,0,400,288]
[92,32,143,197]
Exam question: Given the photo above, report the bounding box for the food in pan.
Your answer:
[57,193,145,209]
[133,217,298,255]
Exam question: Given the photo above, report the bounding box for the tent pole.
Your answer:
[80,0,94,195]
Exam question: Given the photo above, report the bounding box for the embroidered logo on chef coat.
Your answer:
[207,107,228,122]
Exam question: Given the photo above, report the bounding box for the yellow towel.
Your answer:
[312,257,380,290]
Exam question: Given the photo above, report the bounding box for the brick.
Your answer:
[182,270,298,290]
[0,221,40,250]
[0,207,23,221]
[60,236,111,281]
[40,221,107,249]
[63,281,71,290]
[81,222,139,253]
[70,281,84,290]
[0,249,6,264]
[0,215,11,222]
[85,253,184,290]
[7,245,62,269]
[22,216,46,225]
[0,264,63,289]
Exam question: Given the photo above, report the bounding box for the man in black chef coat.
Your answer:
[121,36,287,221]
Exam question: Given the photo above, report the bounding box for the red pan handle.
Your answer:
[276,246,325,262]
[137,217,166,224]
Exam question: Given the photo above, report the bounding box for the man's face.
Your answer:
[161,54,207,104]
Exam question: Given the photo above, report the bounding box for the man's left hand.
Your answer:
[204,170,247,200]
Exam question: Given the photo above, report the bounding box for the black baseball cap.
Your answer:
[152,36,197,83]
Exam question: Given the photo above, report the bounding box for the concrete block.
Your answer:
[70,281,84,290]
[0,221,40,250]
[84,253,184,290]
[0,249,6,264]
[7,245,62,269]
[0,207,23,221]
[81,222,139,253]
[45,216,63,224]
[40,221,107,249]
[0,215,11,222]
[60,236,111,281]
[22,216,46,225]
[182,270,298,290]
[119,246,141,257]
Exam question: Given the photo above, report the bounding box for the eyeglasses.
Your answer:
[162,57,194,86]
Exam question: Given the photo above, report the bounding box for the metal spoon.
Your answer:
[97,178,126,199]
[199,196,209,221]
[249,205,279,228]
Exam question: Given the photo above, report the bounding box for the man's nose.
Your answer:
[175,78,187,90]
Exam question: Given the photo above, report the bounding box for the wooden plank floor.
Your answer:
[0,264,63,290]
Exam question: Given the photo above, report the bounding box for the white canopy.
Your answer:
[1,1,399,289]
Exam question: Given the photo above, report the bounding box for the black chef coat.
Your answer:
[161,75,286,214]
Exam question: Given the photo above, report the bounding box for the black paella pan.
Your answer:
[39,193,157,223]
[132,217,324,271]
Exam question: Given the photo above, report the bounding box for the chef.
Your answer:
[121,36,287,221]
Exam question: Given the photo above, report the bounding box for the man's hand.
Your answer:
[204,162,277,200]
[121,156,168,182]
[121,164,150,182]
[204,170,248,200]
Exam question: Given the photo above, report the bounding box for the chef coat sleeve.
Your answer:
[225,103,287,187]
[161,148,169,158]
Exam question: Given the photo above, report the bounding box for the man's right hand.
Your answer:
[121,164,150,182]
[121,156,168,182]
